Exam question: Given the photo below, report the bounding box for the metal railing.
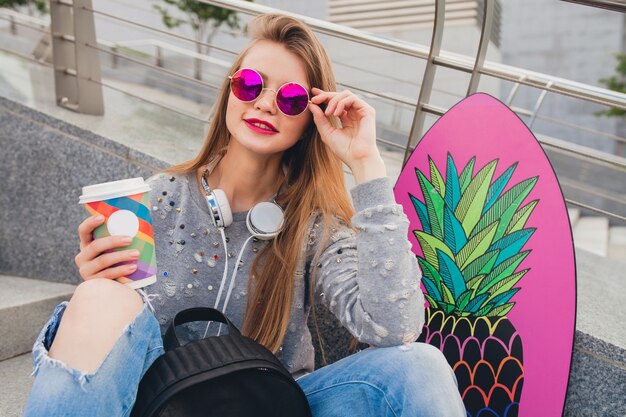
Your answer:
[0,0,625,222]
[561,0,626,13]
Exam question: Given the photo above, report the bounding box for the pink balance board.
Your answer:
[393,93,576,417]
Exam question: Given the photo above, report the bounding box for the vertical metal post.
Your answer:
[73,0,104,114]
[506,74,528,106]
[156,45,164,67]
[32,30,53,63]
[403,0,446,165]
[111,46,118,68]
[467,0,495,95]
[9,15,17,35]
[50,0,79,110]
[529,81,554,128]
[49,0,103,115]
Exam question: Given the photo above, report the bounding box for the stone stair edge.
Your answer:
[0,274,76,309]
[0,275,76,362]
[0,352,33,417]
[574,330,626,367]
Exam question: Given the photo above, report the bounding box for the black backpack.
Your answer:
[131,307,312,417]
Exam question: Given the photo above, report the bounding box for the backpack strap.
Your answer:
[164,307,242,351]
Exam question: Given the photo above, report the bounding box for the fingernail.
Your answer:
[127,263,137,270]
[129,250,140,258]
[95,215,104,222]
[121,236,133,244]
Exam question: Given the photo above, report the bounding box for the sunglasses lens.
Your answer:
[276,83,309,116]
[231,69,263,102]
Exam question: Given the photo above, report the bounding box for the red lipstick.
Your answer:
[244,118,278,135]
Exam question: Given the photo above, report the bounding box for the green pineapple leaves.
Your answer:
[490,228,536,265]
[416,169,445,241]
[418,257,443,301]
[438,250,466,299]
[444,154,462,211]
[458,157,475,193]
[507,200,539,234]
[414,231,455,270]
[472,177,538,241]
[410,153,538,317]
[477,251,530,294]
[484,162,517,213]
[461,250,500,283]
[429,157,446,199]
[444,206,467,254]
[456,221,499,269]
[455,160,497,237]
[410,194,431,234]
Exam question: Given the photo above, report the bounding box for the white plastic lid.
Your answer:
[79,177,151,204]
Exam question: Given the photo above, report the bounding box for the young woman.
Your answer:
[24,13,465,417]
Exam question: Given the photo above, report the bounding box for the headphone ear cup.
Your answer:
[247,201,284,240]
[212,189,233,228]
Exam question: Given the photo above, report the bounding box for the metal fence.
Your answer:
[0,0,624,222]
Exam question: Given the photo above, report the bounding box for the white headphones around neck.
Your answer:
[200,162,285,337]
[200,168,284,240]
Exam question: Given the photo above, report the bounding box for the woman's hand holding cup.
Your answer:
[77,177,157,289]
[74,215,140,282]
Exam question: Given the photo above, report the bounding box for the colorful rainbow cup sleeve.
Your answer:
[83,191,157,289]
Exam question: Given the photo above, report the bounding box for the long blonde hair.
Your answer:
[166,14,354,353]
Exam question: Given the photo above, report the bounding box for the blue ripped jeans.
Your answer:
[23,301,164,417]
[297,342,466,417]
[24,302,465,417]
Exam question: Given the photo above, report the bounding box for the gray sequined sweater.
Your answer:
[144,172,424,379]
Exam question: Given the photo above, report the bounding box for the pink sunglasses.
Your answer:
[229,68,311,117]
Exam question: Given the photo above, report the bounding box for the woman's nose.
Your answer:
[254,88,277,113]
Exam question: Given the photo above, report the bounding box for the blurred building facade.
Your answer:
[501,0,625,155]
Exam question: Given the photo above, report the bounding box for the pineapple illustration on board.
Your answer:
[394,94,576,417]
[413,154,532,416]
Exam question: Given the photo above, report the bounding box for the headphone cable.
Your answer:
[218,234,255,336]
[203,227,230,338]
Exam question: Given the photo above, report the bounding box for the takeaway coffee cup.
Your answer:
[79,177,157,289]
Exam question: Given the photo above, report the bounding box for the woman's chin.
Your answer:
[230,133,298,158]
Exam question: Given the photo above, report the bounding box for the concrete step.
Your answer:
[0,275,75,417]
[567,208,580,228]
[573,216,609,257]
[0,353,33,417]
[608,226,626,262]
[0,275,75,362]
[565,249,626,416]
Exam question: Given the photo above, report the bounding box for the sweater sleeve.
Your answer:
[308,176,425,347]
